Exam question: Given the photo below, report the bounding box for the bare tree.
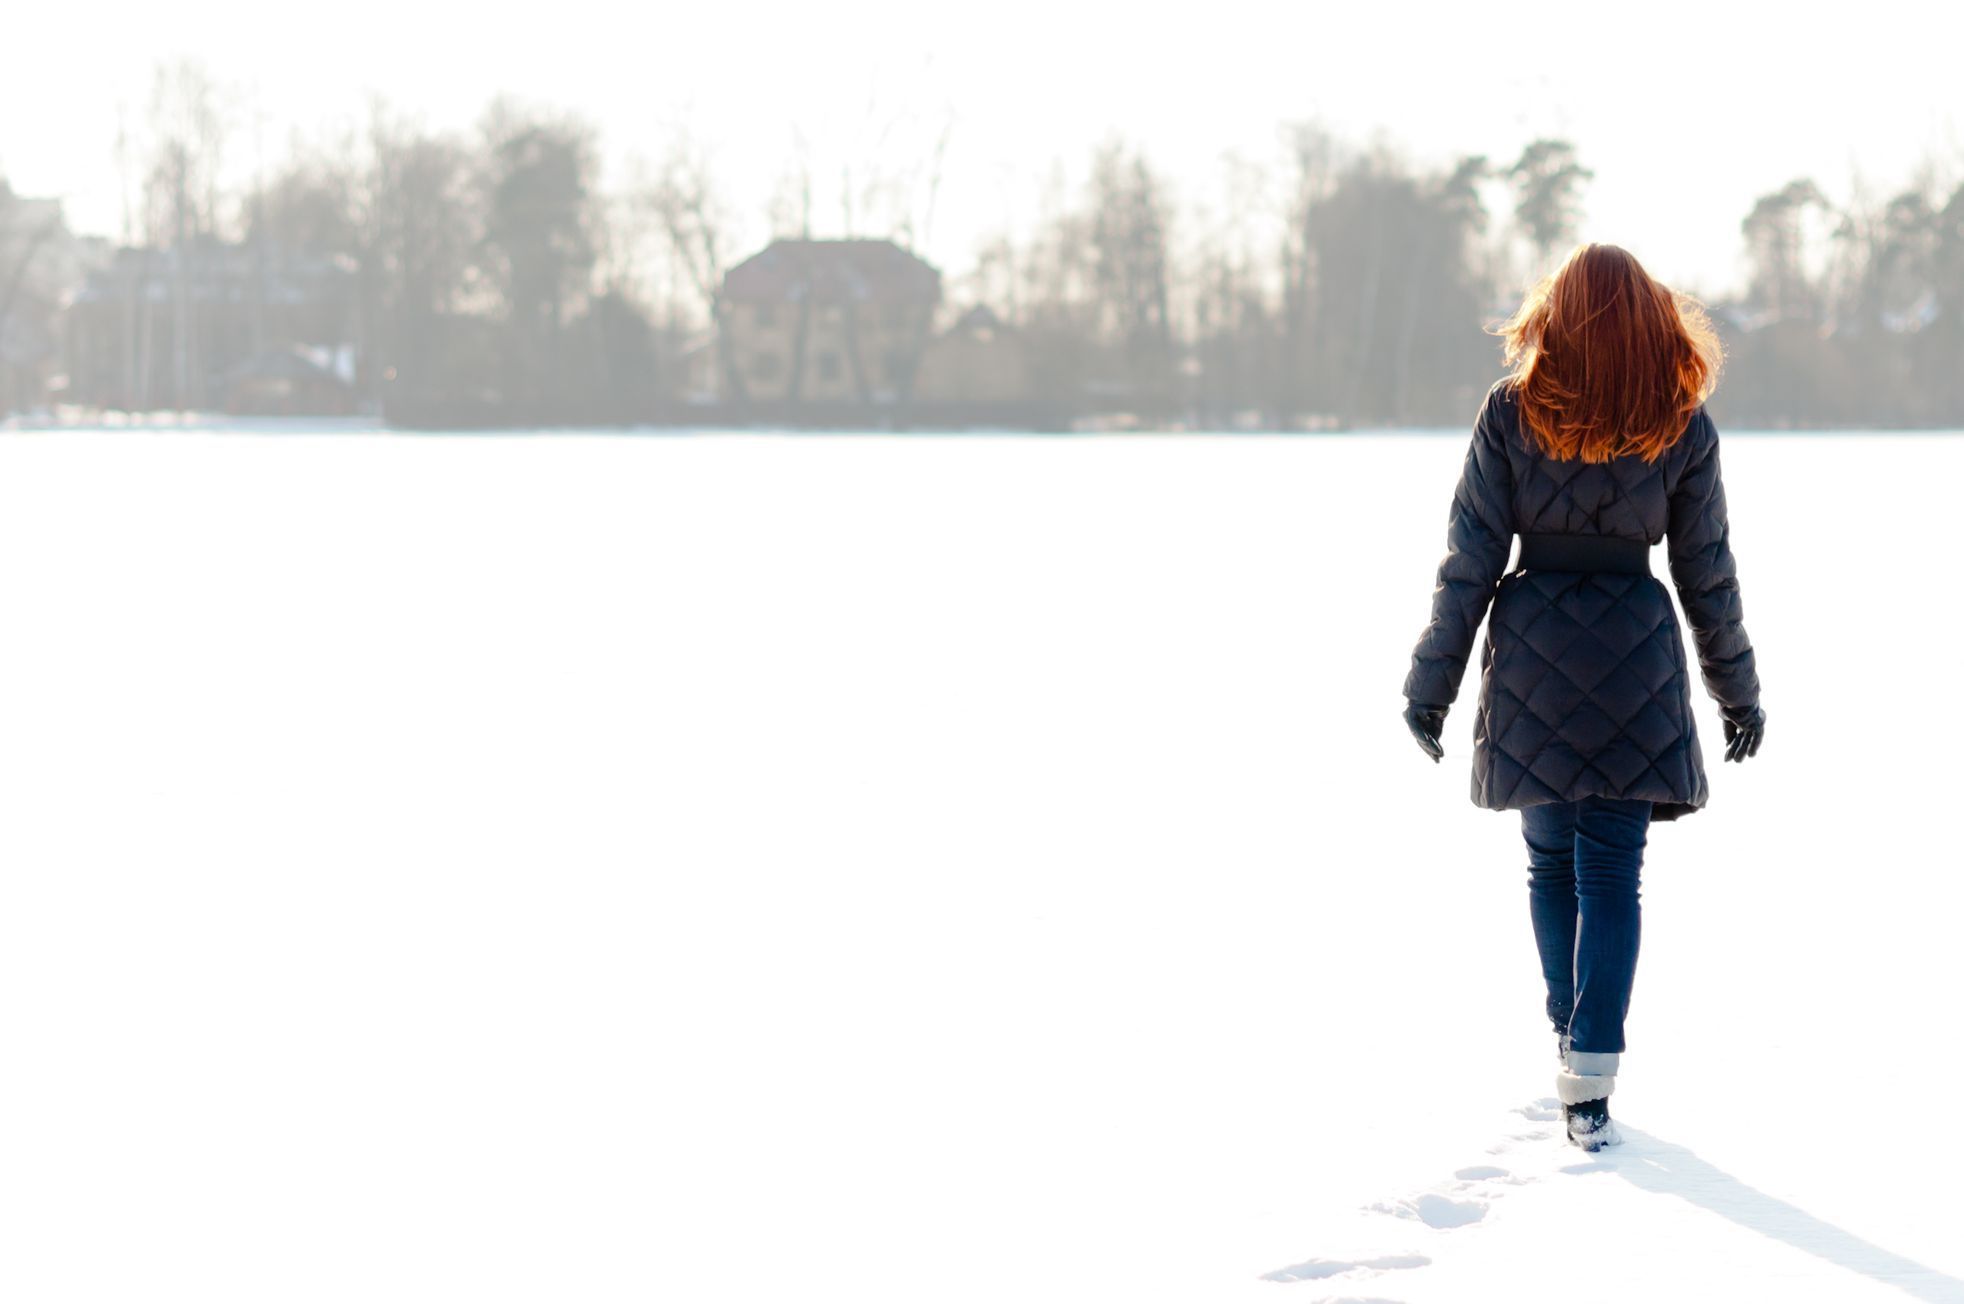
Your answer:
[1279,121,1339,423]
[1182,151,1281,427]
[1086,137,1174,414]
[767,130,816,240]
[139,57,233,411]
[643,131,750,406]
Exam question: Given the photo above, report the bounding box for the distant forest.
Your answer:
[2,59,1962,430]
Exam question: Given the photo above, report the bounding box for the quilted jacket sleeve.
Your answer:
[1403,386,1517,708]
[1666,411,1760,711]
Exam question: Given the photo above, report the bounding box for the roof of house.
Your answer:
[722,238,940,304]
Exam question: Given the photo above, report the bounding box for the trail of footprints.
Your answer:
[1259,1098,1565,1299]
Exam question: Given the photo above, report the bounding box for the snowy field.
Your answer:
[1,425,1959,1303]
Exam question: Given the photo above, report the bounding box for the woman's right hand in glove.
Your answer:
[1721,702,1765,762]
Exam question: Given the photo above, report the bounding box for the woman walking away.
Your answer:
[1400,243,1766,1152]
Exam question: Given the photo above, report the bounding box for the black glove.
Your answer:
[1720,702,1765,763]
[1404,700,1448,763]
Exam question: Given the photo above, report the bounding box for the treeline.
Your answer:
[1723,178,1964,425]
[3,59,1962,429]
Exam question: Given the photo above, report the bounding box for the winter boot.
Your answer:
[1555,1049,1623,1151]
[1562,1096,1622,1151]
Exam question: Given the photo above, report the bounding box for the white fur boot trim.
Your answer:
[1556,1068,1615,1105]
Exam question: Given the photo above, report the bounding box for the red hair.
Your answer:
[1495,243,1722,463]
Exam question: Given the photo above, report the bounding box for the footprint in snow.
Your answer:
[1368,1190,1489,1229]
[1453,1165,1512,1181]
[1259,1253,1430,1283]
[1262,1099,1571,1286]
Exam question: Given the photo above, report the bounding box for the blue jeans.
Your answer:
[1521,796,1651,1057]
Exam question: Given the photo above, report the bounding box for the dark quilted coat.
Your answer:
[1403,378,1760,821]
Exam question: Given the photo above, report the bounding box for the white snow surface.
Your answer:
[1,427,1959,1303]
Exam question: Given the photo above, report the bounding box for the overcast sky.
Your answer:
[5,0,1958,300]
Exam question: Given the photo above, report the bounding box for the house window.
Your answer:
[817,352,842,382]
[754,303,777,328]
[752,352,782,380]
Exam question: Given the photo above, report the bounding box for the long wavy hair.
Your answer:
[1495,243,1723,463]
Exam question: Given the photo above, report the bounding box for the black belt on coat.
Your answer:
[1516,532,1652,576]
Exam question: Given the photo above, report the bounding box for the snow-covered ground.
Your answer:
[0,426,1959,1303]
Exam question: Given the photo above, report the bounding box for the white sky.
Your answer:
[5,0,1959,301]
